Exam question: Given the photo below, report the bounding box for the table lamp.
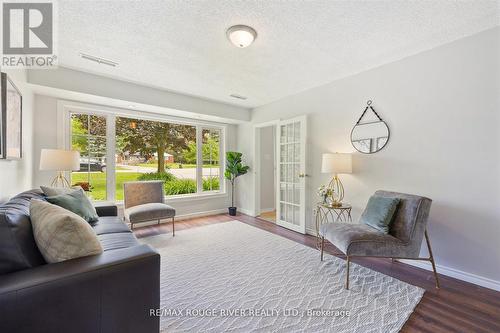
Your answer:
[321,153,352,207]
[40,149,80,187]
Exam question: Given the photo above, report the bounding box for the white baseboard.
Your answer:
[175,209,227,221]
[306,227,316,236]
[398,259,500,292]
[238,207,257,216]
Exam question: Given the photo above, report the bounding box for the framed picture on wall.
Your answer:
[1,73,22,160]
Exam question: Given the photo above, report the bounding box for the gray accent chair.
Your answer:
[124,181,175,234]
[319,190,439,290]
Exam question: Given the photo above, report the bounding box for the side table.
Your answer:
[314,202,353,249]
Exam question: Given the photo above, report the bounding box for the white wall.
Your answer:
[33,94,237,218]
[0,70,35,202]
[259,126,275,212]
[237,27,500,289]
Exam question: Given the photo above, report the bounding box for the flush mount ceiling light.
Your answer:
[226,25,257,48]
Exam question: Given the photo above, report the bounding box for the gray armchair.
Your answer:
[319,190,439,289]
[123,181,175,234]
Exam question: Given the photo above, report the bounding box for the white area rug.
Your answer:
[140,221,424,333]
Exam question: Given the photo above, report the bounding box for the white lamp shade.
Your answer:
[40,149,80,171]
[321,153,352,174]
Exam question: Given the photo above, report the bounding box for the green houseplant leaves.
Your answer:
[224,151,250,214]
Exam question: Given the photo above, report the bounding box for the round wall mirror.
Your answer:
[350,101,390,154]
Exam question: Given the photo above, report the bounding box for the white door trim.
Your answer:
[252,120,280,217]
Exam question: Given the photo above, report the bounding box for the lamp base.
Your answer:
[50,171,71,188]
[327,175,345,206]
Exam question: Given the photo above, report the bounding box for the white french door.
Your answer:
[276,116,307,234]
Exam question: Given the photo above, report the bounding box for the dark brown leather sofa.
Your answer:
[0,190,160,333]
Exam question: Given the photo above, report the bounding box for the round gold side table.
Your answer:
[314,202,353,249]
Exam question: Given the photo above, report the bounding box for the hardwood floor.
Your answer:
[258,210,276,222]
[134,213,500,333]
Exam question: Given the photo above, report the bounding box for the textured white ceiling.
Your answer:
[58,1,499,108]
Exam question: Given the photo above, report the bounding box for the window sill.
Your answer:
[95,191,228,206]
[164,191,227,203]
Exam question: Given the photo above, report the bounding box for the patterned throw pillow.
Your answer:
[30,199,103,263]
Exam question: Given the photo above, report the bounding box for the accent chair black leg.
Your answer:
[346,256,350,290]
[172,216,175,236]
[320,237,324,261]
[425,230,440,289]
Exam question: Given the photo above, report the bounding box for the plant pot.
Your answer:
[228,207,237,216]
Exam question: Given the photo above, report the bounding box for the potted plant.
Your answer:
[224,151,250,216]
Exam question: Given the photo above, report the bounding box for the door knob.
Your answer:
[298,173,307,178]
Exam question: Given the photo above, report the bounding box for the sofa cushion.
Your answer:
[320,222,406,257]
[0,190,46,274]
[46,188,99,223]
[93,216,132,235]
[98,232,140,251]
[125,203,175,223]
[30,199,103,263]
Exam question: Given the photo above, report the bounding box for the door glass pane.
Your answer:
[280,183,286,203]
[287,144,293,162]
[280,144,286,162]
[280,125,287,143]
[287,123,294,142]
[294,122,300,142]
[293,206,299,225]
[294,184,300,205]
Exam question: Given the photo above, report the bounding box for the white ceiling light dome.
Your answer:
[226,25,257,48]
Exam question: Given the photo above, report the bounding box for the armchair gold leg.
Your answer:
[320,237,324,261]
[172,217,175,237]
[425,230,440,289]
[346,256,350,290]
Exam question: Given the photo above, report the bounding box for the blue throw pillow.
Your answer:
[360,196,400,234]
[46,188,99,223]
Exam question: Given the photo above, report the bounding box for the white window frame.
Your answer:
[57,100,227,204]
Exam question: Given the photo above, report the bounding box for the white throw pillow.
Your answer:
[30,199,103,263]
